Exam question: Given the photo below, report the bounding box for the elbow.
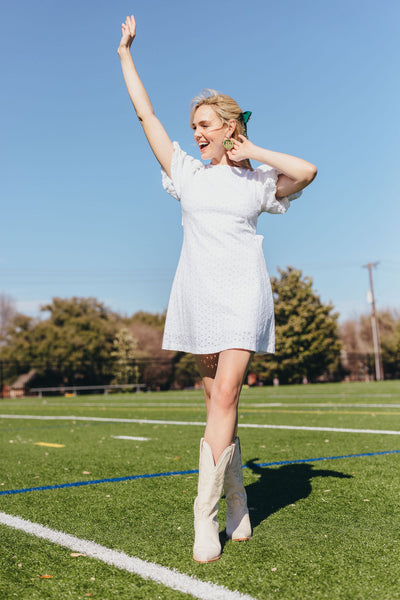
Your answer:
[300,163,317,187]
[306,163,318,183]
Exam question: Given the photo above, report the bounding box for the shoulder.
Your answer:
[171,142,204,174]
[253,163,278,181]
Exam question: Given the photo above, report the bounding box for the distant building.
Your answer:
[10,369,37,398]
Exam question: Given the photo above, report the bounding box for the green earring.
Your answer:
[222,138,234,151]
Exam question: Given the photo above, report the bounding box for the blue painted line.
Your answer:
[0,469,199,496]
[1,449,399,497]
[247,448,400,468]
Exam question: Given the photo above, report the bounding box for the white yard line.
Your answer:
[246,403,400,409]
[112,436,150,441]
[29,401,400,409]
[1,414,400,435]
[0,414,206,425]
[75,402,203,408]
[0,511,256,600]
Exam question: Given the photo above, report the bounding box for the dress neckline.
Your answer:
[205,163,245,170]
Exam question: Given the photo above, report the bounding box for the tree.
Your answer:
[174,353,200,389]
[252,267,341,384]
[340,310,400,380]
[0,294,16,344]
[0,297,118,385]
[110,327,139,385]
[128,320,175,389]
[129,311,166,331]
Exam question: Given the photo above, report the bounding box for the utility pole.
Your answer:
[363,262,383,381]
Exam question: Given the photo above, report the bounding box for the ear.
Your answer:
[227,119,237,137]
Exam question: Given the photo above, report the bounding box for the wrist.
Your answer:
[117,45,131,57]
[246,142,261,162]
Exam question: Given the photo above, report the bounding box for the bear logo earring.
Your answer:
[222,138,234,151]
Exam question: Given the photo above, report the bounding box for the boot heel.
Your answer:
[224,437,252,541]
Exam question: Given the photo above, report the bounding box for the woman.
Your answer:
[118,15,317,563]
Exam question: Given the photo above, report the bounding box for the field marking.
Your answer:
[5,401,400,410]
[1,414,400,435]
[0,511,256,600]
[112,436,150,441]
[46,401,400,409]
[34,442,65,448]
[20,404,400,416]
[239,409,400,416]
[249,403,400,409]
[2,449,400,497]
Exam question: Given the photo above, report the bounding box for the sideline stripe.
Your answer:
[58,402,400,409]
[112,436,150,441]
[0,512,256,600]
[1,414,400,435]
[2,449,399,497]
[251,403,400,409]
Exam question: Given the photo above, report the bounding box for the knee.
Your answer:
[211,379,240,411]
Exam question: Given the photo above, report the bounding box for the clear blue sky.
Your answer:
[1,0,399,322]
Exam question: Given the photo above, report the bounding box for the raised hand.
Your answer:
[118,15,136,53]
[226,134,256,163]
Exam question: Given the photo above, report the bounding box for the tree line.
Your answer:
[1,267,399,392]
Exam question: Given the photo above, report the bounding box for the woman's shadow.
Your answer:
[223,458,352,537]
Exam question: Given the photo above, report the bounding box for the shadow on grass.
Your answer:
[241,460,353,531]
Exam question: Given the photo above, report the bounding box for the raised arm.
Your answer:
[227,135,317,198]
[118,15,174,177]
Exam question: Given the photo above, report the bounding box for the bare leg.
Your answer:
[193,349,253,561]
[195,353,219,422]
[196,349,253,464]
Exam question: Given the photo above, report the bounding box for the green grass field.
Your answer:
[1,381,400,599]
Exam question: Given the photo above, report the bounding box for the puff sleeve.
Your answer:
[255,164,302,214]
[161,142,203,201]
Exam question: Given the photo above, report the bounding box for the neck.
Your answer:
[210,154,234,166]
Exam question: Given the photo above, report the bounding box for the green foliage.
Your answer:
[128,311,166,331]
[252,267,341,384]
[174,353,200,388]
[340,309,400,380]
[0,297,118,385]
[381,318,400,378]
[110,328,140,385]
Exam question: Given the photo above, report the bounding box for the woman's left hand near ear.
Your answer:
[227,134,256,162]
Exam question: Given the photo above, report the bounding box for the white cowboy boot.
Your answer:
[224,437,252,541]
[193,438,235,563]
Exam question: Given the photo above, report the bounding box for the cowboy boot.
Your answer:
[224,436,252,541]
[193,438,234,562]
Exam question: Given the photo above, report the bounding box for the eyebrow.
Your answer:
[191,119,211,129]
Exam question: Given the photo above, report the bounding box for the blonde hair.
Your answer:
[190,89,252,170]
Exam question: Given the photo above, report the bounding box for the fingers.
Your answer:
[128,15,136,36]
[120,15,136,41]
[121,15,136,33]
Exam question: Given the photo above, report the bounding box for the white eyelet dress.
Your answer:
[161,142,301,355]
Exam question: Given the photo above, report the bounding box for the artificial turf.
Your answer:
[1,381,400,599]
